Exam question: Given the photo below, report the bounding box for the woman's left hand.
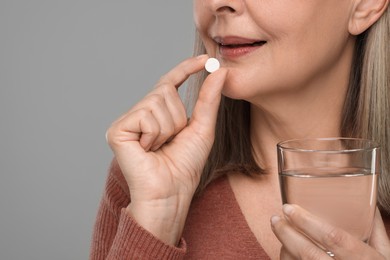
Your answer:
[271,204,390,259]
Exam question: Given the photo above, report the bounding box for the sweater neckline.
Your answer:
[220,174,271,257]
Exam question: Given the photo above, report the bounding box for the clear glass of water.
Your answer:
[277,138,380,242]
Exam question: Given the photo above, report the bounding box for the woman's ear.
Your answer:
[349,0,389,35]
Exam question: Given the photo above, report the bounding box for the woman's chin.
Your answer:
[221,86,244,100]
[220,68,263,101]
[221,80,256,101]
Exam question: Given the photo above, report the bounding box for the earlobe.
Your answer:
[348,0,389,35]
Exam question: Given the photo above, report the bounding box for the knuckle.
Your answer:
[324,226,344,248]
[160,82,176,95]
[160,125,175,139]
[105,127,114,144]
[156,77,176,90]
[176,115,188,130]
[180,63,191,78]
[136,108,149,118]
[157,74,171,85]
[174,107,188,130]
[300,245,323,260]
[147,93,164,107]
[142,129,159,146]
[147,123,160,136]
[105,125,120,147]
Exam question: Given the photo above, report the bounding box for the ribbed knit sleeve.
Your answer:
[90,159,187,259]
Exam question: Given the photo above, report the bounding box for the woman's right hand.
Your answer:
[106,55,227,246]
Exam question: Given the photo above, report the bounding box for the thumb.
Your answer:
[189,68,228,136]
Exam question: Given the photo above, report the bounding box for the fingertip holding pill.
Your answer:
[205,58,220,73]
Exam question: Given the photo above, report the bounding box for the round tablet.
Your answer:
[205,58,220,73]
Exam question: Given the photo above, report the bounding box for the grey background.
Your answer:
[1,1,194,259]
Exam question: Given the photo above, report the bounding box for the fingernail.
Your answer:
[271,215,281,226]
[283,204,294,215]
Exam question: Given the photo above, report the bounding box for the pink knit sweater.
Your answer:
[90,160,390,259]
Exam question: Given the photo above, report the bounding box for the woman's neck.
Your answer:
[249,97,344,172]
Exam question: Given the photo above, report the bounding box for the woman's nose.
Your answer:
[208,0,244,16]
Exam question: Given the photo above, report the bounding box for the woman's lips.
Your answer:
[214,36,267,59]
[219,41,266,58]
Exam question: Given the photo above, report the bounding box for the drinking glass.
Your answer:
[277,138,380,242]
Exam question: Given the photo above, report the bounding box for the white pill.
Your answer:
[205,58,220,73]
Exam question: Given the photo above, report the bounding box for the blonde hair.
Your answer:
[356,7,390,212]
[186,8,390,213]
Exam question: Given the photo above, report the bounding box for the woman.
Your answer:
[90,0,390,259]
